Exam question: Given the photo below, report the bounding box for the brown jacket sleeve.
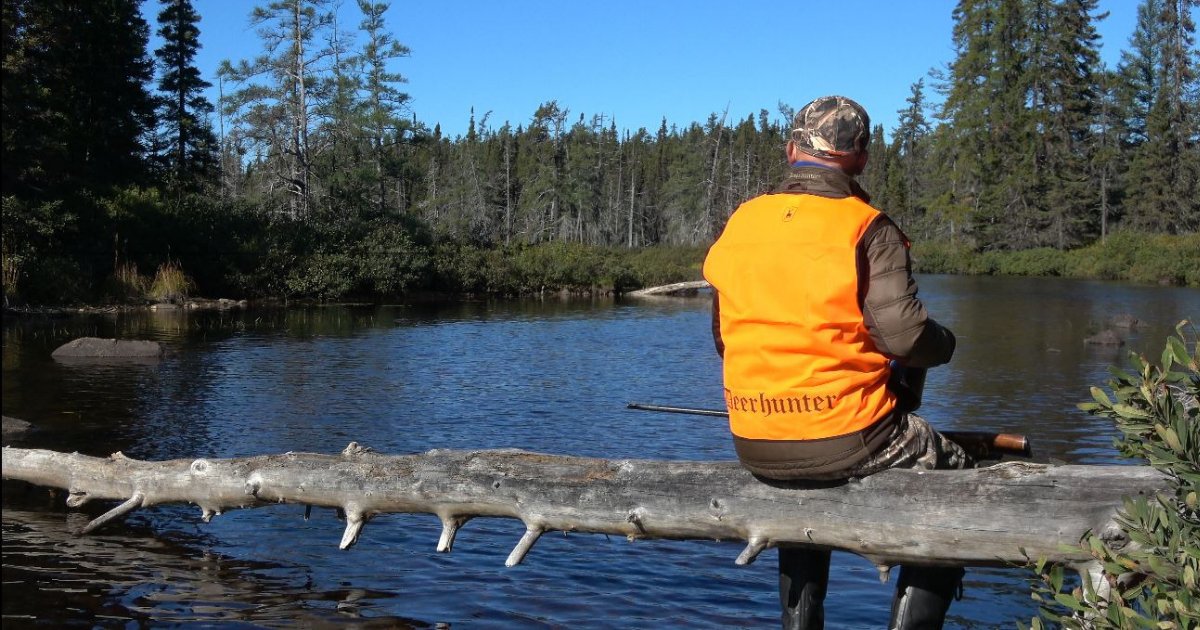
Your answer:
[711,291,725,357]
[858,216,955,367]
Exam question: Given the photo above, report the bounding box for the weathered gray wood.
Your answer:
[626,280,711,297]
[1,443,1167,570]
[51,337,164,359]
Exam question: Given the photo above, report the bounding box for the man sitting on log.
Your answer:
[703,95,969,630]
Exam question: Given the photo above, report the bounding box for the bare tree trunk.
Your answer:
[628,170,637,248]
[701,110,728,243]
[292,0,310,218]
[504,137,513,246]
[2,445,1161,571]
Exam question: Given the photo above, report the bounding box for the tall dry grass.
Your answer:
[149,260,196,302]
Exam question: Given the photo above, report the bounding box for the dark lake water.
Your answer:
[3,275,1198,629]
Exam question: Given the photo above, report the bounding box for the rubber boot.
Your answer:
[888,566,964,630]
[778,547,831,630]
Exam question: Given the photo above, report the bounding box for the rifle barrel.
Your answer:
[627,402,1032,458]
[626,403,729,418]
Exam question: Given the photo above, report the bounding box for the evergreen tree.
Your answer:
[3,0,157,199]
[218,0,335,218]
[1092,66,1125,240]
[1122,0,1199,232]
[894,79,933,233]
[1039,0,1105,248]
[1118,0,1166,146]
[154,0,218,193]
[860,123,890,211]
[355,0,410,216]
[938,0,1003,247]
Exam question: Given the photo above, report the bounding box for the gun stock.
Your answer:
[940,431,1032,460]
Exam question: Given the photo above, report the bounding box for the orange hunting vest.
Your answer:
[703,192,896,442]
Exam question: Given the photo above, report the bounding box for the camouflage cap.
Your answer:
[791,95,871,157]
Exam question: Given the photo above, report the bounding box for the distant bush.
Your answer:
[913,233,1199,287]
[910,242,977,275]
[994,248,1067,277]
[358,220,429,296]
[623,245,707,288]
[423,241,703,296]
[2,196,71,303]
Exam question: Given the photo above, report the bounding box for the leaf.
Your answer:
[1156,425,1185,455]
[1131,353,1148,375]
[1092,386,1114,406]
[1168,337,1191,367]
[1110,366,1137,384]
[1114,403,1154,419]
[1053,592,1088,612]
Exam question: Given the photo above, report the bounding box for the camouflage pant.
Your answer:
[837,413,974,479]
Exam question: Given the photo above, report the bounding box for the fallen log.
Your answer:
[2,443,1166,576]
[626,280,711,297]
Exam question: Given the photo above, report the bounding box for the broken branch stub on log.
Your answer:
[1,444,1167,570]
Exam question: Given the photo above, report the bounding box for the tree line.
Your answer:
[2,0,1197,303]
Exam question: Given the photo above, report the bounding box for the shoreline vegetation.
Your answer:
[912,232,1200,287]
[4,0,1197,306]
[3,231,1197,315]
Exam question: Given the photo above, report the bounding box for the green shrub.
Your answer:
[623,245,706,288]
[913,234,1198,286]
[911,241,977,275]
[2,196,70,301]
[1022,323,1199,629]
[358,220,429,296]
[995,248,1067,277]
[21,255,90,303]
[285,251,357,300]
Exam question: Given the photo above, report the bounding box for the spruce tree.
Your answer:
[939,0,1003,248]
[894,79,932,234]
[3,0,157,198]
[861,123,890,211]
[356,0,411,216]
[1122,0,1199,233]
[1040,0,1105,248]
[155,0,218,193]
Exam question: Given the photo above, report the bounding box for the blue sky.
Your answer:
[177,0,1140,139]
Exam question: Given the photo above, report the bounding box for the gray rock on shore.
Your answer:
[52,337,164,359]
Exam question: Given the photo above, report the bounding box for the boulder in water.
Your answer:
[1110,313,1147,330]
[52,337,163,359]
[1084,329,1124,346]
[2,416,32,439]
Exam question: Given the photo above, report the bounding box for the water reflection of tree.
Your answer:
[1,507,426,629]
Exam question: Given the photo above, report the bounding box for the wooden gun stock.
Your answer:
[941,431,1032,461]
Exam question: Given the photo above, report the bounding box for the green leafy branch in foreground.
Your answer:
[1022,322,1200,629]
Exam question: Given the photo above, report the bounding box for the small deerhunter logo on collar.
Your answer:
[782,206,796,221]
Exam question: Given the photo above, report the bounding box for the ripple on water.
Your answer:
[3,280,1198,628]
